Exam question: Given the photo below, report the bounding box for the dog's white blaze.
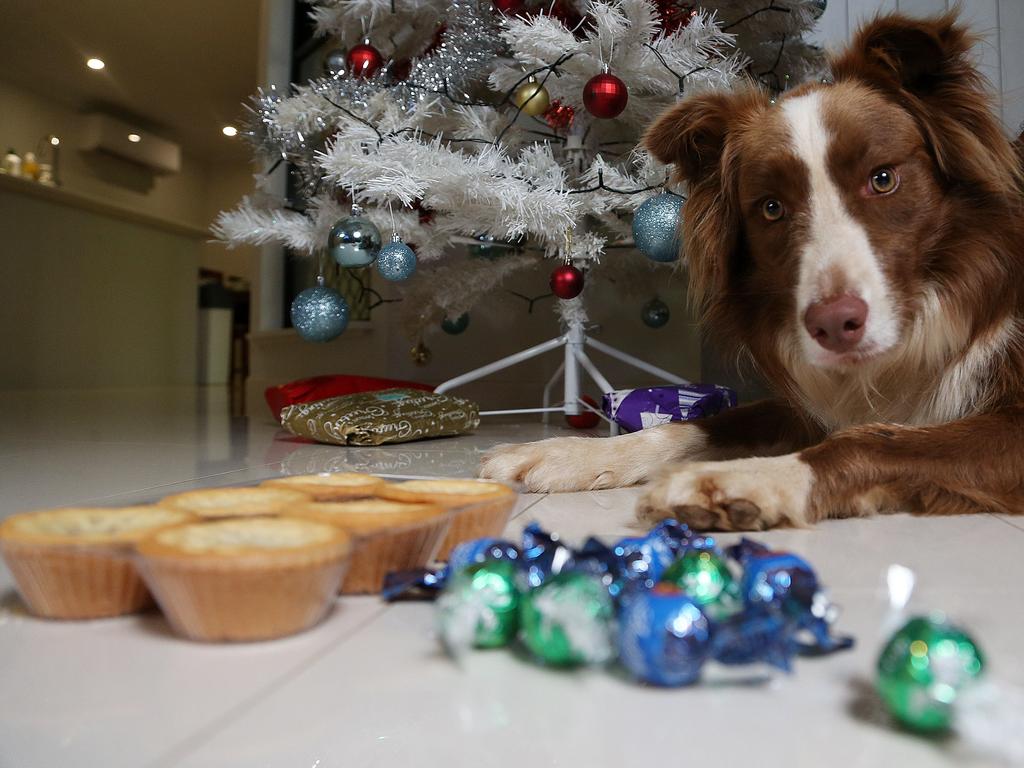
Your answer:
[780,91,899,367]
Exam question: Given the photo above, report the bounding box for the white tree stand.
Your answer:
[434,315,689,435]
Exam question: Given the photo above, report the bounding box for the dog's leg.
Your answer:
[638,405,1024,530]
[479,399,818,493]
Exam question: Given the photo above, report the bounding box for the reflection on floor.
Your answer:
[0,387,1021,768]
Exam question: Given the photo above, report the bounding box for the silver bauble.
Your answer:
[328,211,382,268]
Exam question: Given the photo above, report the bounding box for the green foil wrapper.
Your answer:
[520,571,614,666]
[876,615,985,731]
[438,561,521,651]
[661,550,739,618]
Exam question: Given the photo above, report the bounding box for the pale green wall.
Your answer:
[0,190,199,389]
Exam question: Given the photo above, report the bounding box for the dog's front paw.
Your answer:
[636,455,815,531]
[479,437,626,493]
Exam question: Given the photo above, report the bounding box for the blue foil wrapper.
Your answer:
[520,523,576,588]
[602,384,737,433]
[618,586,713,686]
[729,538,854,654]
[617,584,798,687]
[449,538,520,573]
[710,612,796,672]
[612,519,693,585]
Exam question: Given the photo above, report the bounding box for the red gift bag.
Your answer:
[265,375,434,422]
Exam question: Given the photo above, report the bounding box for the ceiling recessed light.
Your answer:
[222,125,238,137]
[127,133,141,143]
[49,136,60,146]
[86,57,105,70]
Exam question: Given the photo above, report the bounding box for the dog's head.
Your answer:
[645,13,1021,389]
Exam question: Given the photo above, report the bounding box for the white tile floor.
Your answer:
[0,387,1021,767]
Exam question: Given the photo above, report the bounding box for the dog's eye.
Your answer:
[761,199,784,221]
[869,167,899,194]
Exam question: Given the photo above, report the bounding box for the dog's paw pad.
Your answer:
[636,455,814,531]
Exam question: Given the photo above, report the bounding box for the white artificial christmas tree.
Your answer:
[216,0,824,419]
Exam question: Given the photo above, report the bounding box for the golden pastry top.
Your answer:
[265,472,381,488]
[292,499,445,532]
[377,478,514,507]
[137,517,349,559]
[158,487,311,518]
[0,506,193,546]
[260,473,384,500]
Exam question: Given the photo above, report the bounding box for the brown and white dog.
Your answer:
[479,12,1024,530]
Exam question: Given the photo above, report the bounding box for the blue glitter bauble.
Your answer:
[328,212,381,268]
[642,298,670,328]
[441,313,470,335]
[290,283,349,342]
[632,192,683,263]
[375,237,417,281]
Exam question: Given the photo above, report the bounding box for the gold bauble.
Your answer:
[410,340,432,366]
[512,78,550,117]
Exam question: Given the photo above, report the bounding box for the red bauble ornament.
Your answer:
[391,59,412,81]
[346,42,384,79]
[413,199,434,224]
[550,264,585,299]
[566,395,601,429]
[492,0,525,14]
[546,0,589,39]
[654,0,697,35]
[543,99,576,132]
[583,73,629,119]
[425,24,447,57]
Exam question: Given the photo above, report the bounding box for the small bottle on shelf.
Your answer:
[2,148,22,176]
[22,151,39,180]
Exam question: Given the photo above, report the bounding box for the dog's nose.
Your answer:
[803,295,868,353]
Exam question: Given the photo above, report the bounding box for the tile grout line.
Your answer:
[511,493,549,520]
[989,513,1024,533]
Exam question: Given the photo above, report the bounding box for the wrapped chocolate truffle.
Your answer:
[437,560,522,652]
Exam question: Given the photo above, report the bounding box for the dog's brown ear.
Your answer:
[642,92,733,183]
[643,92,744,327]
[831,12,972,94]
[832,12,1022,196]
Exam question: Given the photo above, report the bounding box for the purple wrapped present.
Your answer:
[601,384,737,433]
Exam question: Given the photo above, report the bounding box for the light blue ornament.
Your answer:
[328,206,381,268]
[632,192,684,263]
[376,234,418,281]
[290,278,349,343]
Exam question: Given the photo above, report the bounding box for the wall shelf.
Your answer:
[0,172,208,240]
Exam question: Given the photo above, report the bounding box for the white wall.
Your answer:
[0,188,200,389]
[0,76,261,390]
[814,0,1024,134]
